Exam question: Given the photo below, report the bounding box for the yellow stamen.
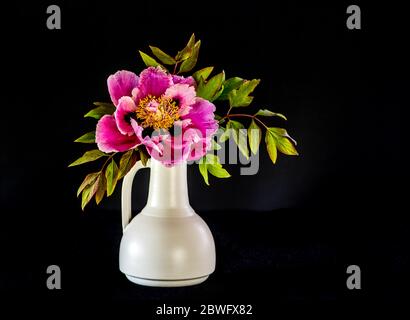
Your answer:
[136,95,180,130]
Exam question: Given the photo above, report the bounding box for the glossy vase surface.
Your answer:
[119,158,216,287]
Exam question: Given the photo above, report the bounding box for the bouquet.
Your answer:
[69,34,298,209]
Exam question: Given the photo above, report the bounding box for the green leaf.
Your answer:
[207,164,230,178]
[219,126,230,143]
[93,102,115,108]
[265,130,277,164]
[218,77,244,100]
[199,157,209,186]
[196,71,225,101]
[176,33,196,61]
[81,176,100,210]
[69,150,106,167]
[198,154,230,185]
[74,131,95,143]
[212,84,225,101]
[192,67,214,83]
[105,159,119,197]
[84,103,115,119]
[229,120,249,159]
[95,174,106,205]
[228,79,260,107]
[204,154,220,165]
[204,154,230,178]
[149,46,176,65]
[211,139,221,151]
[275,136,299,156]
[248,120,261,155]
[81,185,92,211]
[139,50,161,67]
[118,150,138,180]
[179,40,201,73]
[269,127,298,145]
[265,128,298,162]
[255,109,287,120]
[77,172,99,197]
[139,147,149,166]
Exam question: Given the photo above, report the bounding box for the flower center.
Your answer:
[136,95,180,130]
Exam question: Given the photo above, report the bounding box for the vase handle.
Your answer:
[121,159,150,231]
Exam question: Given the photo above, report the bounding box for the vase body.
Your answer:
[119,159,216,287]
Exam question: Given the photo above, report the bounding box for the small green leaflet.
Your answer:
[265,130,278,164]
[255,109,287,120]
[268,127,298,146]
[268,127,298,156]
[196,71,225,102]
[199,158,209,185]
[211,139,221,151]
[139,50,161,67]
[81,185,93,211]
[149,46,176,65]
[228,79,260,107]
[176,33,196,61]
[81,174,100,210]
[74,131,95,143]
[218,77,244,100]
[192,67,214,83]
[84,103,115,120]
[228,120,249,159]
[139,148,149,166]
[69,150,107,167]
[265,127,298,164]
[248,120,261,155]
[77,172,99,197]
[118,150,138,180]
[95,174,106,205]
[179,40,201,73]
[276,136,299,156]
[219,126,230,143]
[198,154,230,185]
[105,158,119,197]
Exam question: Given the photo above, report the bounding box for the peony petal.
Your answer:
[172,75,196,87]
[182,97,218,136]
[114,96,137,136]
[188,138,209,161]
[107,70,139,106]
[137,67,172,99]
[165,84,196,116]
[130,119,164,155]
[96,115,139,153]
[149,134,191,167]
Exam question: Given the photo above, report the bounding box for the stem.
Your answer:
[220,113,269,129]
[173,62,179,74]
[99,153,116,174]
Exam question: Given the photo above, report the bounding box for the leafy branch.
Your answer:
[139,33,201,74]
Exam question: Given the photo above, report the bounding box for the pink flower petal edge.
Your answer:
[96,115,140,153]
[114,96,137,136]
[107,70,139,106]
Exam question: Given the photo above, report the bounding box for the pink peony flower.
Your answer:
[96,67,218,166]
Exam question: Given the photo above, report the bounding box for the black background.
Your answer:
[1,0,407,313]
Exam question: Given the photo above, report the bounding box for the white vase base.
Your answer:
[125,274,209,287]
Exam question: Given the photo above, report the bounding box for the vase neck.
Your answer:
[145,158,192,216]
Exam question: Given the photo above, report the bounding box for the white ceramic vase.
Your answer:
[119,158,216,287]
